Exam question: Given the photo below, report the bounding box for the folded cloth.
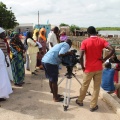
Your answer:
[36,42,42,48]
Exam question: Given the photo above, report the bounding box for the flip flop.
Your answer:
[90,105,98,112]
[58,94,63,98]
[32,72,37,75]
[76,99,83,106]
[53,97,64,102]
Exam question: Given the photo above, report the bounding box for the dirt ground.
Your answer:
[0,66,120,120]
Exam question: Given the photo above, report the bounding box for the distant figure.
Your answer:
[60,30,68,42]
[37,28,46,69]
[76,26,115,112]
[101,62,120,98]
[24,31,30,71]
[47,26,60,50]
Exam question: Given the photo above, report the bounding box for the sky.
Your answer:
[1,0,120,27]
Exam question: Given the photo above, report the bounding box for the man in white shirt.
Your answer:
[47,26,59,50]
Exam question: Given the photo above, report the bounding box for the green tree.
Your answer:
[96,27,120,31]
[70,24,80,35]
[0,2,19,29]
[59,23,69,27]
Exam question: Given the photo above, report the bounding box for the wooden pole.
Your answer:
[38,11,39,26]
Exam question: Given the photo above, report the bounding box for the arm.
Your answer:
[5,55,9,67]
[58,44,71,57]
[50,42,53,47]
[48,34,54,47]
[58,51,73,57]
[100,45,115,63]
[28,38,37,47]
[36,41,42,48]
[79,50,85,71]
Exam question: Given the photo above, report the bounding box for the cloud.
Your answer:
[1,0,120,27]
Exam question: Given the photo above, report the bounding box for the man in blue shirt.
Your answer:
[101,62,115,91]
[42,39,72,102]
[101,62,120,97]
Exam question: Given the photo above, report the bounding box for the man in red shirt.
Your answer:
[76,26,115,112]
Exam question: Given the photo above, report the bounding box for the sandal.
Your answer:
[35,70,39,72]
[76,99,83,106]
[20,82,25,84]
[58,94,63,98]
[32,72,37,75]
[14,83,22,87]
[53,97,64,102]
[90,105,98,112]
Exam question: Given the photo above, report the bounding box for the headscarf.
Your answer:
[60,30,66,36]
[60,30,68,42]
[39,28,46,41]
[10,33,24,52]
[10,31,18,38]
[33,29,39,41]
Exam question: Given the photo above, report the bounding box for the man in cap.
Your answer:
[76,26,115,112]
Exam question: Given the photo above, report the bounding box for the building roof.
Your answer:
[18,23,34,27]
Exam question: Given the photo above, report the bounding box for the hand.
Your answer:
[46,47,49,51]
[36,42,42,48]
[82,67,85,72]
[99,58,105,63]
[69,51,74,55]
[22,53,25,58]
[6,62,9,67]
[41,51,44,55]
[66,51,73,55]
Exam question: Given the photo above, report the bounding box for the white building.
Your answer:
[14,23,34,33]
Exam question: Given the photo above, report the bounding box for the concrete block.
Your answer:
[99,88,120,117]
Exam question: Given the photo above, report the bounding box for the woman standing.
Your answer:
[37,28,46,69]
[26,32,42,75]
[10,33,25,87]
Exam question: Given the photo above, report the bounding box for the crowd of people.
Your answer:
[0,26,61,100]
[1,25,120,112]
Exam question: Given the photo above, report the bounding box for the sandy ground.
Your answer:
[0,66,120,120]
